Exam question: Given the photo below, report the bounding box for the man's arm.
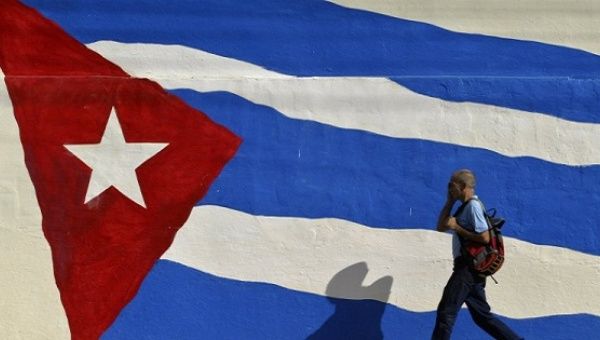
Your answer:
[447,217,490,244]
[436,199,455,232]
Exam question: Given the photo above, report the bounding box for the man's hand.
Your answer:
[447,218,490,244]
[446,190,456,204]
[437,194,457,232]
[447,180,461,203]
[446,217,460,231]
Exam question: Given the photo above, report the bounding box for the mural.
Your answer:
[1,0,599,339]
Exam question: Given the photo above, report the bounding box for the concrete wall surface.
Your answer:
[1,1,599,339]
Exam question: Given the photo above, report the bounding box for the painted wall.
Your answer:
[1,0,599,339]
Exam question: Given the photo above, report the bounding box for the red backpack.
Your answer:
[455,199,505,283]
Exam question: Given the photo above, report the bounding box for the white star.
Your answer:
[65,107,168,208]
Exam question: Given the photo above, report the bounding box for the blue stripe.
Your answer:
[172,89,600,256]
[103,260,600,339]
[24,0,600,123]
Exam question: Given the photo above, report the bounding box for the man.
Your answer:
[432,169,521,340]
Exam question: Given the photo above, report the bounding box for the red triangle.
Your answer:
[0,1,241,338]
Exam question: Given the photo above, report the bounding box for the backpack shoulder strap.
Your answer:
[471,197,487,215]
[454,197,493,238]
[452,198,474,218]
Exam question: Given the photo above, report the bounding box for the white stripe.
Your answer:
[0,71,70,338]
[329,0,600,56]
[88,41,600,166]
[163,205,600,319]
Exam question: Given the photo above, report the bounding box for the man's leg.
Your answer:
[465,281,522,340]
[432,261,472,340]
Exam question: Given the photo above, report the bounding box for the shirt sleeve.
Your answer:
[466,201,489,233]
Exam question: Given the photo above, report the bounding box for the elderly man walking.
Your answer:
[432,169,522,340]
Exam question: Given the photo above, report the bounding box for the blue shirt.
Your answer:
[452,196,489,258]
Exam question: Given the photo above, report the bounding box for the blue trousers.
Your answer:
[432,257,522,340]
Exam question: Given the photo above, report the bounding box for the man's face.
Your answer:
[448,178,462,199]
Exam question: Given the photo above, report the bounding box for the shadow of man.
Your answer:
[307,262,393,340]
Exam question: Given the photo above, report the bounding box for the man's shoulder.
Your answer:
[461,197,485,216]
[467,196,484,209]
[467,196,489,232]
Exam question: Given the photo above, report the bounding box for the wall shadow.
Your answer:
[307,262,393,340]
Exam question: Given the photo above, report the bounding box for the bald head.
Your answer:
[451,169,476,190]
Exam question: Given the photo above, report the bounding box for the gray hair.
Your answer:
[452,169,476,189]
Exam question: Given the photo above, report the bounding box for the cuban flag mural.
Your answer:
[1,0,600,339]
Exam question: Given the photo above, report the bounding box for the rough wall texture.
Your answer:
[1,0,599,339]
